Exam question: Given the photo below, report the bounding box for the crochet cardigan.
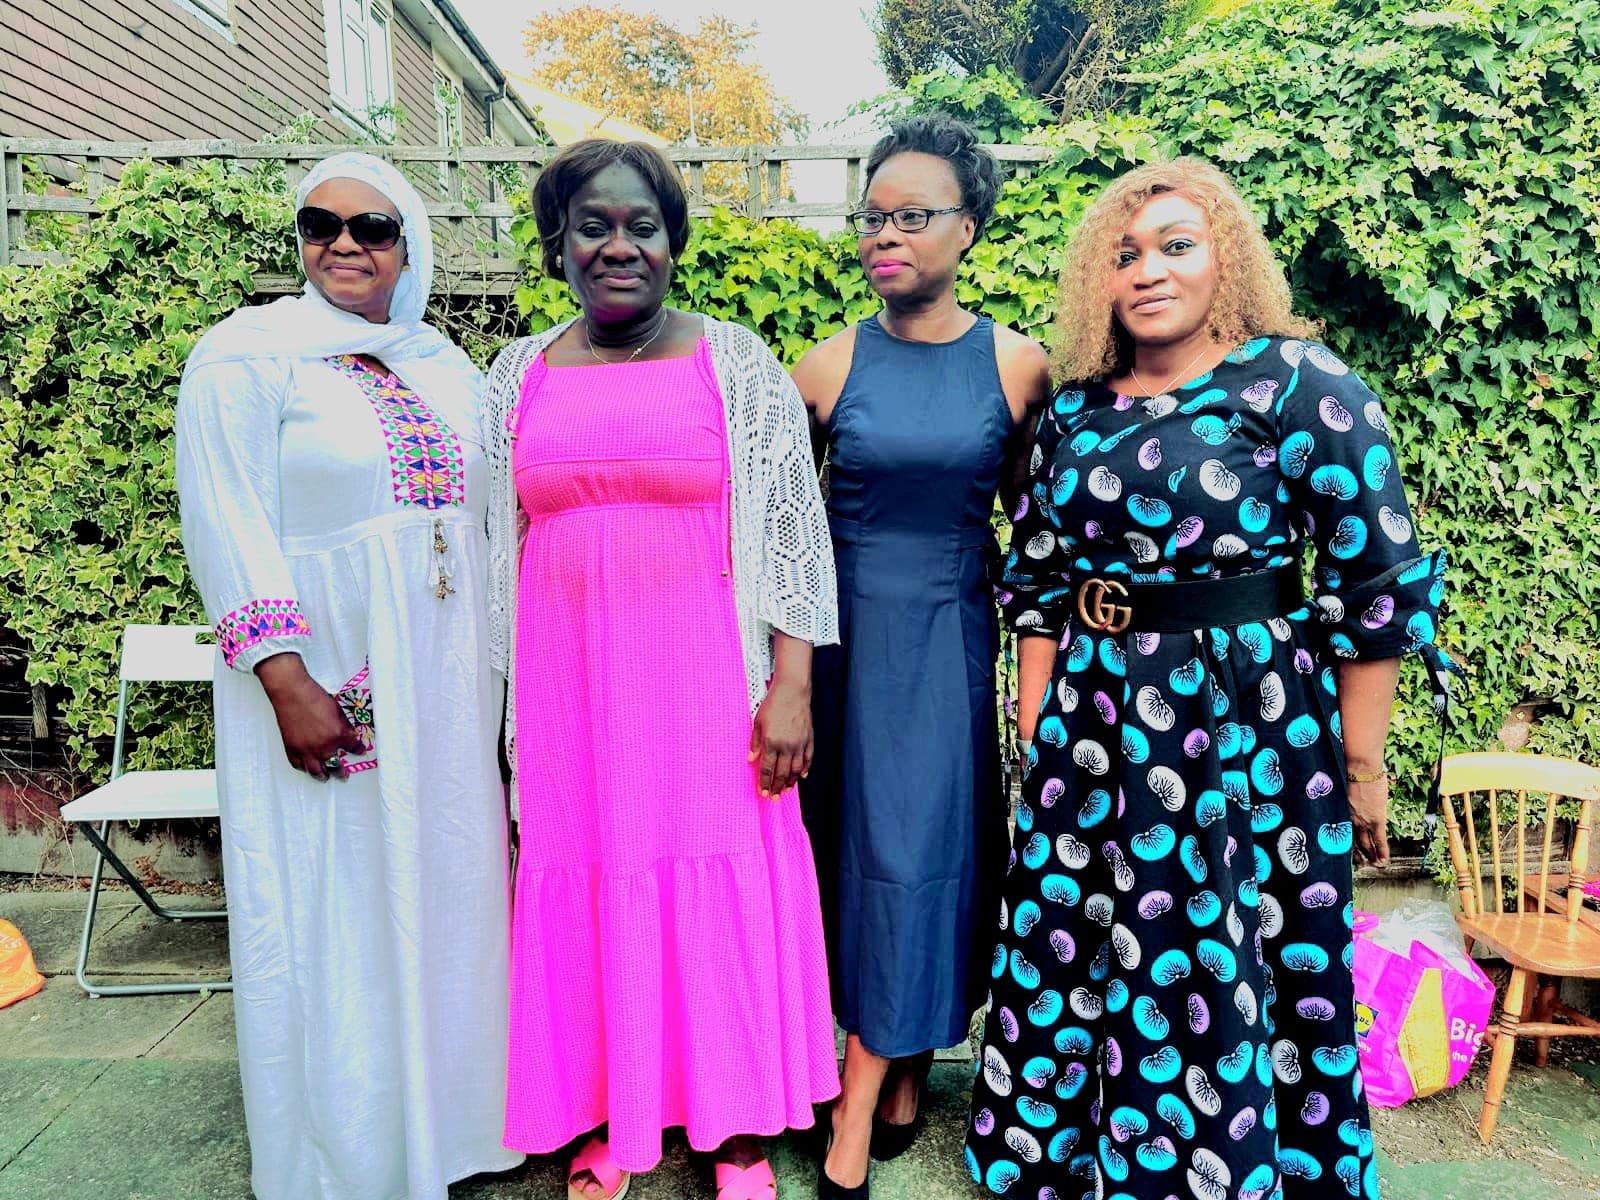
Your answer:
[483,316,839,744]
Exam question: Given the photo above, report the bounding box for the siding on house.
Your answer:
[1,0,539,163]
[0,0,335,145]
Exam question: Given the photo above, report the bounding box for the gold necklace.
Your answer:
[1128,343,1217,399]
[584,311,669,365]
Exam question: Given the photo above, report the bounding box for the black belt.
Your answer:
[1070,566,1304,634]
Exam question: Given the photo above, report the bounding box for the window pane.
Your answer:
[368,9,393,107]
[322,0,350,105]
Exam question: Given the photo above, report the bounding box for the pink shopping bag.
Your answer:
[1352,902,1494,1107]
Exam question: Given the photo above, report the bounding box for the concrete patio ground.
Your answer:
[4,882,1600,1200]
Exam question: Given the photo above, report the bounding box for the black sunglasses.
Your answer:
[296,206,404,250]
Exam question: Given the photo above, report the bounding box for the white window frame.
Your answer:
[171,0,233,40]
[433,60,465,193]
[322,0,396,131]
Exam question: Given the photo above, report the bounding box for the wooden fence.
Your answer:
[0,138,1056,294]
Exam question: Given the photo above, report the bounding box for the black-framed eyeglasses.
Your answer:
[296,206,404,250]
[847,206,965,235]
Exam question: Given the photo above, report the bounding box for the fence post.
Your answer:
[4,152,22,262]
[845,157,862,211]
[448,146,465,251]
[745,148,764,220]
[0,146,10,267]
[687,159,705,209]
[85,156,106,200]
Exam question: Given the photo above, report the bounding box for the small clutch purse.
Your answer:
[335,663,378,773]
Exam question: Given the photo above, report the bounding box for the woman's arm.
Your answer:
[1016,635,1057,746]
[1274,343,1447,865]
[993,326,1052,517]
[1338,657,1402,866]
[176,360,363,780]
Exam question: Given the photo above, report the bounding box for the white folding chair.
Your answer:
[58,624,231,997]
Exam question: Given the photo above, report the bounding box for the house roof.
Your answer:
[506,77,669,146]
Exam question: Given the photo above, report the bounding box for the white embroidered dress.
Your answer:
[176,350,520,1199]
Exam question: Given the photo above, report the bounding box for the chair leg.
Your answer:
[1480,967,1529,1143]
[1533,977,1559,1067]
[73,833,111,998]
[72,821,231,998]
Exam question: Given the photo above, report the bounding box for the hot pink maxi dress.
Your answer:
[504,340,840,1171]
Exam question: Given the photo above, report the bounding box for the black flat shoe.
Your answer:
[817,1132,870,1200]
[868,1107,924,1162]
[869,1052,931,1162]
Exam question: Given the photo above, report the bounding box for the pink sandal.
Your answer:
[568,1136,630,1200]
[714,1158,777,1200]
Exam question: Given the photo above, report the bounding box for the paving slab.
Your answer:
[84,899,231,979]
[1,978,203,1059]
[1370,1058,1600,1198]
[145,993,238,1062]
[0,1058,105,1169]
[0,1058,248,1200]
[0,889,139,976]
[1375,1154,1552,1200]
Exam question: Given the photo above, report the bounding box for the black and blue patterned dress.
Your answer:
[964,337,1446,1200]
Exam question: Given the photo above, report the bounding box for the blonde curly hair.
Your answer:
[1050,157,1319,383]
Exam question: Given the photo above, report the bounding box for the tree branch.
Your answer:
[1027,25,1078,95]
[1046,22,1101,109]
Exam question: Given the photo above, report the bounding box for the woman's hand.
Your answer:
[1348,773,1391,866]
[749,676,813,799]
[255,654,367,781]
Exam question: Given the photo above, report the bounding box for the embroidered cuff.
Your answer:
[215,598,311,671]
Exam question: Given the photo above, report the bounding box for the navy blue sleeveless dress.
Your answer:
[802,314,1015,1057]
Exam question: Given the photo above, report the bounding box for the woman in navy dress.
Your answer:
[965,159,1447,1200]
[794,114,1050,1199]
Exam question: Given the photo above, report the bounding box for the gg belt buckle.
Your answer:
[1076,577,1133,634]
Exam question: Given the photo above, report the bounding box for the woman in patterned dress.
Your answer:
[177,153,520,1199]
[965,159,1447,1200]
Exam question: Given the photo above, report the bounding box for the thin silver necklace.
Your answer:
[584,311,669,365]
[1128,342,1216,398]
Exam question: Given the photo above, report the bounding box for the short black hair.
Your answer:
[863,113,1004,243]
[531,140,691,276]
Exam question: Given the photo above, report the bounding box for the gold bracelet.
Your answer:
[1346,766,1388,784]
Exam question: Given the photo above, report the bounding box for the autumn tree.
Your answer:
[525,6,805,146]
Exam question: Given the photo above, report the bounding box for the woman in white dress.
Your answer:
[175,152,521,1200]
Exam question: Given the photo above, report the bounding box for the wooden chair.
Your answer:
[1438,752,1600,1141]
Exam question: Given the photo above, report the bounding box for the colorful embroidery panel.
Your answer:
[328,354,466,509]
[215,598,311,668]
[335,662,378,773]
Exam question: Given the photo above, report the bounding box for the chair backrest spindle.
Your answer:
[1488,788,1503,913]
[1569,798,1595,931]
[1539,794,1557,916]
[1463,789,1485,912]
[1442,793,1476,916]
[1516,790,1527,914]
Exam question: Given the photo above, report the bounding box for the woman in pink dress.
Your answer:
[483,140,841,1200]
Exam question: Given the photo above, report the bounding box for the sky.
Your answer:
[449,0,892,133]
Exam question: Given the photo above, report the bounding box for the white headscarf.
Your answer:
[182,152,478,397]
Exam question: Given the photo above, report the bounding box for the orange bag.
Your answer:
[0,917,45,1008]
